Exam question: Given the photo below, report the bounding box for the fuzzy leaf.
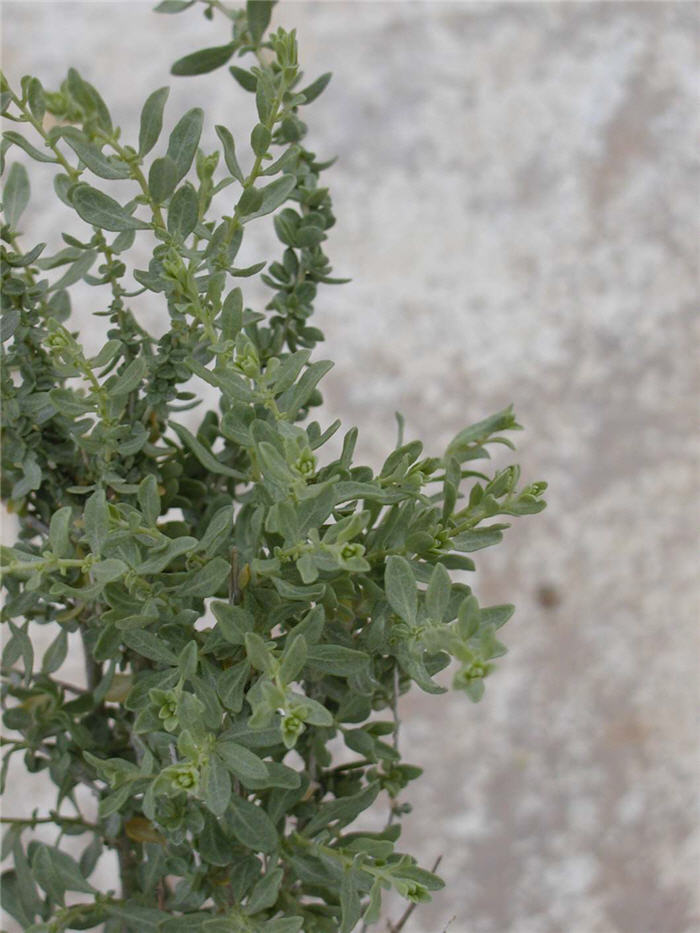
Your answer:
[167,182,198,237]
[166,107,203,181]
[3,163,30,228]
[228,795,278,853]
[72,184,150,231]
[385,555,417,624]
[172,43,236,76]
[138,86,170,156]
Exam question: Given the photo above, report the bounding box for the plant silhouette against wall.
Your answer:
[0,1,546,930]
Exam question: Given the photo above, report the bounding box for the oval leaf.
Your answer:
[138,86,170,156]
[171,43,236,77]
[3,163,30,228]
[167,182,198,237]
[71,184,149,231]
[228,795,278,853]
[166,107,203,181]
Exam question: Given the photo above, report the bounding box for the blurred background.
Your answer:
[2,2,699,931]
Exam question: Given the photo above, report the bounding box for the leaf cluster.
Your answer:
[0,2,546,930]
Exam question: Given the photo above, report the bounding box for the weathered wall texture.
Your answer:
[2,2,698,932]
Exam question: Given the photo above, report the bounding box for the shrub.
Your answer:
[0,2,546,930]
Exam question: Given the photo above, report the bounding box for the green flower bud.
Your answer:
[340,542,363,561]
[292,448,316,480]
[155,691,179,732]
[169,762,199,793]
[281,712,305,749]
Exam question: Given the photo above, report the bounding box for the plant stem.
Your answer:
[1,814,98,831]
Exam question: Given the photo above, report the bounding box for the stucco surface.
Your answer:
[1,2,699,932]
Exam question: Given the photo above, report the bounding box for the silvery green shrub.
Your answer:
[0,2,546,930]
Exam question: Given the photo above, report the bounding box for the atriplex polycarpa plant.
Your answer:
[0,1,546,930]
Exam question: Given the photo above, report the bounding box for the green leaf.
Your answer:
[3,163,29,228]
[167,182,198,237]
[148,155,178,203]
[340,867,362,933]
[279,633,307,683]
[3,130,57,163]
[107,903,163,931]
[170,421,244,478]
[362,880,383,926]
[181,557,230,598]
[457,594,480,639]
[216,662,248,713]
[304,782,379,834]
[385,555,417,624]
[244,632,275,674]
[59,127,130,179]
[92,558,128,584]
[11,841,43,923]
[48,249,98,291]
[214,125,245,184]
[451,526,506,552]
[166,107,203,181]
[271,577,325,601]
[298,72,332,105]
[11,456,41,500]
[228,795,278,853]
[480,604,515,630]
[251,122,271,157]
[269,349,310,394]
[247,0,274,42]
[447,405,521,459]
[138,86,170,156]
[48,506,73,558]
[277,359,333,418]
[1,874,31,928]
[71,184,150,231]
[178,640,199,679]
[66,67,112,132]
[211,602,253,645]
[244,866,283,914]
[138,475,161,525]
[122,630,178,665]
[229,66,258,93]
[32,845,95,904]
[108,356,147,396]
[216,741,268,783]
[255,72,275,123]
[246,174,296,220]
[26,77,45,120]
[305,644,370,677]
[89,340,121,369]
[263,921,303,933]
[41,629,68,674]
[203,753,231,816]
[197,504,233,556]
[426,562,451,622]
[137,536,197,574]
[238,186,263,216]
[256,441,294,486]
[172,43,236,76]
[83,488,109,557]
[155,0,195,10]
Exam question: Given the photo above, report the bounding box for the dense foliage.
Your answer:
[0,1,546,930]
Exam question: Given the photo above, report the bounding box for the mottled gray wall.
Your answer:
[2,2,699,932]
